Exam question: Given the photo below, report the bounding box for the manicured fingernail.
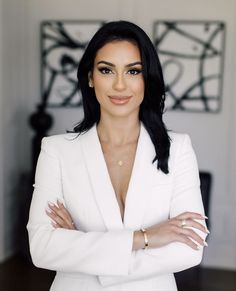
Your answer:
[205,228,210,234]
[57,199,64,206]
[51,221,57,227]
[201,215,208,219]
[204,241,208,247]
[48,201,55,206]
[196,245,200,250]
[45,208,52,213]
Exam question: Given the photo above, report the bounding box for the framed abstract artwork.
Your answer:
[153,20,226,112]
[41,20,105,107]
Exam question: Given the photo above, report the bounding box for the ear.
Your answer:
[88,71,93,88]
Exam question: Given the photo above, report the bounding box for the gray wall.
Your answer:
[0,0,4,261]
[0,0,27,260]
[0,0,236,269]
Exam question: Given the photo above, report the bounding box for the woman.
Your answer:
[27,20,209,291]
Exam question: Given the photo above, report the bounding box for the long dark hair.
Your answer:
[74,20,170,174]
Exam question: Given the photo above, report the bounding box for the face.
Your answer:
[89,40,144,119]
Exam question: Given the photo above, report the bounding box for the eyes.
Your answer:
[98,66,142,75]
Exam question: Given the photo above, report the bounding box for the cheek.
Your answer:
[132,79,145,98]
[93,78,110,105]
[93,76,110,94]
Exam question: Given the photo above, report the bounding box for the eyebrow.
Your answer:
[97,61,142,67]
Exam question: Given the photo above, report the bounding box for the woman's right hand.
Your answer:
[46,199,77,230]
[134,212,209,251]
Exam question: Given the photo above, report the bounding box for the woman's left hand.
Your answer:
[46,199,77,230]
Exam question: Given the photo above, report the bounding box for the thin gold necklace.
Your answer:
[97,125,140,167]
[117,160,123,166]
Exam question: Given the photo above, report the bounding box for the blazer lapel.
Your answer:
[123,123,159,229]
[80,124,124,230]
[80,122,166,232]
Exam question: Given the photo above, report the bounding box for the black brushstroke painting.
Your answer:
[154,21,226,113]
[41,20,104,107]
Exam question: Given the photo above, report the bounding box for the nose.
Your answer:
[113,73,126,91]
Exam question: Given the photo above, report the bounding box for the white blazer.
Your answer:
[27,122,206,291]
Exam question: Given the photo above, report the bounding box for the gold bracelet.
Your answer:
[140,228,149,249]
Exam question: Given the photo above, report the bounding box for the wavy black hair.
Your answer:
[74,20,170,174]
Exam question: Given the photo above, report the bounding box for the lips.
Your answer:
[108,95,132,105]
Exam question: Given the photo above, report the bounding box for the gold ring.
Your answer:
[181,219,187,228]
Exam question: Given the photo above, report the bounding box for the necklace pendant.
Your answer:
[118,160,123,166]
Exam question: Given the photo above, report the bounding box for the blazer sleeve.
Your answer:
[98,134,208,287]
[27,137,134,276]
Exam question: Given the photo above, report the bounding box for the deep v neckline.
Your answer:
[80,121,156,230]
[95,124,142,223]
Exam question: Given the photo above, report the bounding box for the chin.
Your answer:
[106,107,140,119]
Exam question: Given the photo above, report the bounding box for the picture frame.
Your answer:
[153,20,226,113]
[40,20,105,107]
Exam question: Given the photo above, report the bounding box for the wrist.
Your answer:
[132,230,144,251]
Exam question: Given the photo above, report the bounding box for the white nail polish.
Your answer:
[46,208,52,213]
[204,241,208,247]
[205,228,210,234]
[51,221,57,227]
[48,201,55,206]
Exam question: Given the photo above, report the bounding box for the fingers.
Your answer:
[49,200,71,224]
[187,219,210,234]
[170,218,209,234]
[175,211,207,221]
[167,213,209,250]
[169,224,206,250]
[178,227,207,247]
[46,200,76,230]
[177,234,201,250]
[171,212,210,234]
[46,208,69,228]
[57,200,74,225]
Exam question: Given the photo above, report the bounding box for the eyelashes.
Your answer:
[98,67,112,74]
[97,67,143,75]
[128,68,143,75]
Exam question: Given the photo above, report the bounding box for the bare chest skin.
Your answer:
[100,141,138,222]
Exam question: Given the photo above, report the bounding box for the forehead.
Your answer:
[94,40,141,63]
